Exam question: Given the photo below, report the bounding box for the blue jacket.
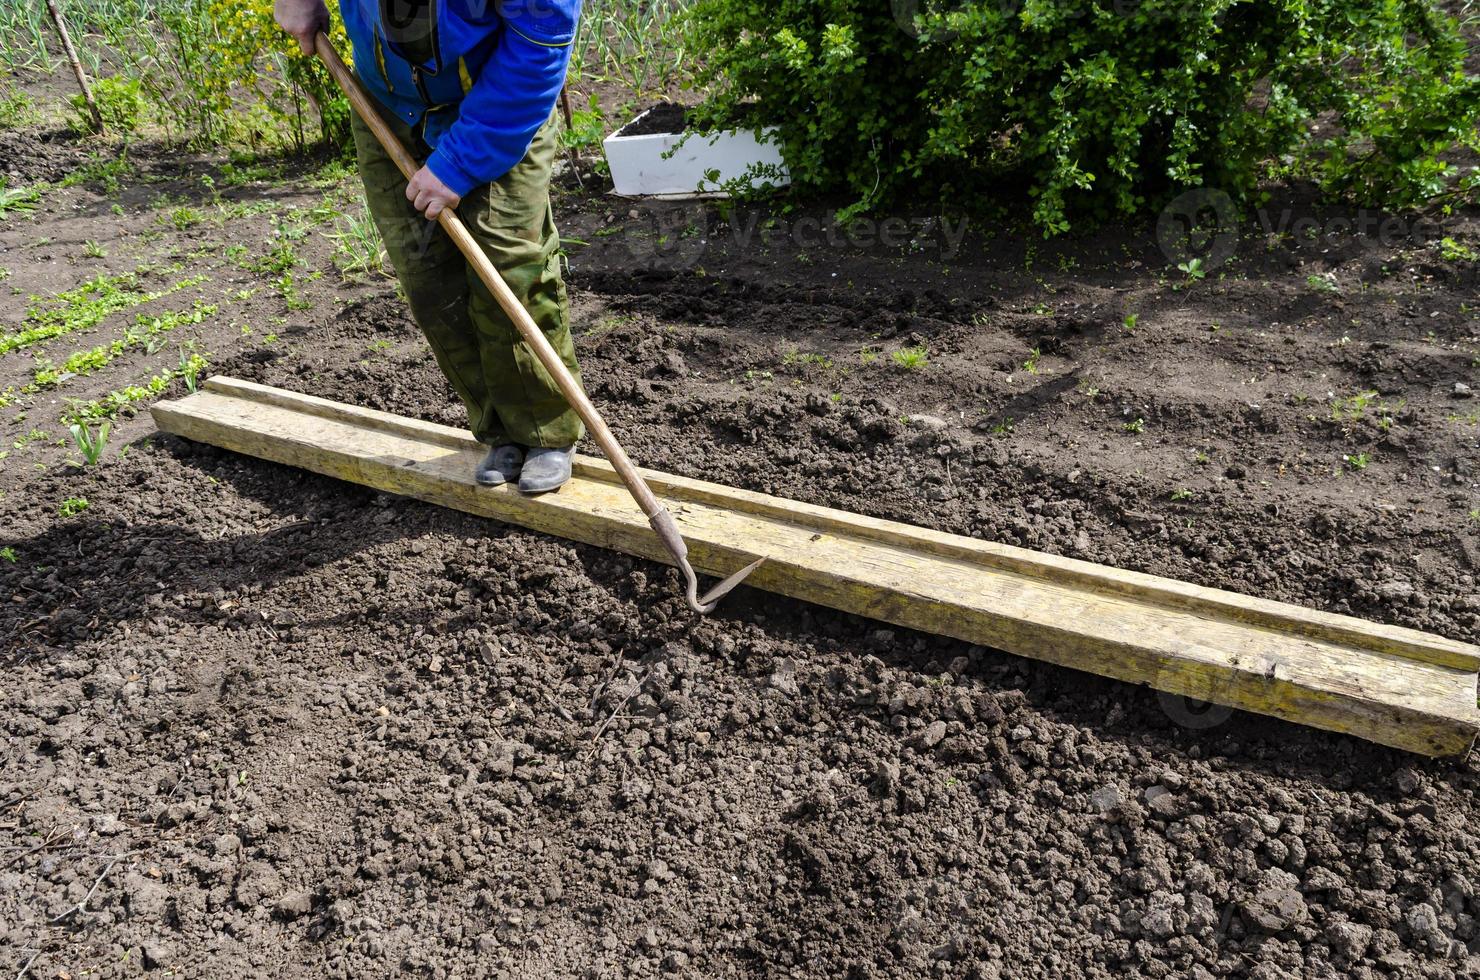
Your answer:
[339,0,580,195]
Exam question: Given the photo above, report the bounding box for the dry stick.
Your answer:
[584,669,650,762]
[48,850,142,923]
[540,690,575,723]
[559,83,583,189]
[44,0,103,134]
[0,827,74,870]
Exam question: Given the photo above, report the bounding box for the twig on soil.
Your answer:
[164,771,189,800]
[1,827,75,870]
[540,691,574,723]
[15,948,41,980]
[0,795,31,818]
[47,849,143,923]
[584,669,649,762]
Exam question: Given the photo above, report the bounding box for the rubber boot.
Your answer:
[518,445,575,494]
[475,444,525,487]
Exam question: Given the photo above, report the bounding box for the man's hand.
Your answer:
[274,0,330,55]
[407,166,460,220]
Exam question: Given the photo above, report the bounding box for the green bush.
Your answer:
[72,76,146,135]
[687,0,1480,233]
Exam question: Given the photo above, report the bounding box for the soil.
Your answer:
[612,103,766,139]
[3,76,1480,980]
[614,103,689,139]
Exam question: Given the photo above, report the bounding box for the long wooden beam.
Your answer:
[151,378,1480,756]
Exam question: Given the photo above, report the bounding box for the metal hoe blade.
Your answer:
[686,555,768,614]
[648,507,766,614]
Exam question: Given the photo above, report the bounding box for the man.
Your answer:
[274,0,585,493]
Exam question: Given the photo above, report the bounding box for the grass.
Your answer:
[782,349,833,370]
[246,237,300,277]
[12,427,48,450]
[892,346,929,371]
[0,181,40,219]
[1306,272,1340,293]
[1439,237,1477,263]
[178,348,206,393]
[274,273,312,311]
[220,155,279,186]
[60,154,133,193]
[61,352,207,425]
[1345,452,1371,471]
[167,205,204,230]
[31,301,217,388]
[584,313,634,338]
[0,86,38,129]
[326,207,387,281]
[560,92,607,154]
[0,272,208,356]
[1330,390,1379,422]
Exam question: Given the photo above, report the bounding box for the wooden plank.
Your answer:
[151,377,1480,757]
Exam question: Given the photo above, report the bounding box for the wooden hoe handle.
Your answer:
[312,34,762,612]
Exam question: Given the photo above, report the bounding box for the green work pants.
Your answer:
[351,101,585,448]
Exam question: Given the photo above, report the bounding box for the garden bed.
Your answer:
[2,115,1480,979]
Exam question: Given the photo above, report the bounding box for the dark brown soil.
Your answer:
[614,103,689,139]
[3,97,1480,979]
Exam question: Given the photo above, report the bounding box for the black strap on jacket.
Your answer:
[382,0,435,66]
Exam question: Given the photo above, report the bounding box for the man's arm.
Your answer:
[274,0,329,55]
[420,1,580,208]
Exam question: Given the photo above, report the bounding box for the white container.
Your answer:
[602,107,790,199]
